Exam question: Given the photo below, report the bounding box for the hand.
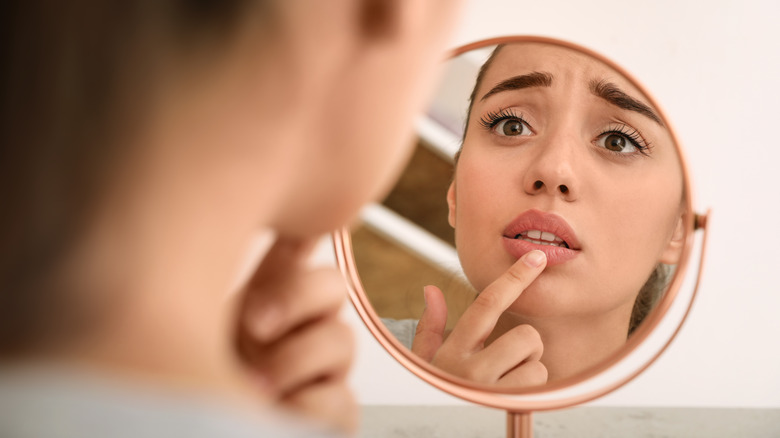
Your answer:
[236,236,356,435]
[411,250,548,388]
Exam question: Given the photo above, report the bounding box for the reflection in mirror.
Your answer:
[352,40,685,389]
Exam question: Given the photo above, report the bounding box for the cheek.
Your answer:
[589,169,683,293]
[316,60,445,211]
[289,84,422,231]
[453,157,519,291]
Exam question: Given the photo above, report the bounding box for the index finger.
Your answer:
[235,235,319,332]
[235,235,322,345]
[446,250,546,350]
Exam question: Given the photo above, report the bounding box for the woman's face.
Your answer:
[449,43,684,320]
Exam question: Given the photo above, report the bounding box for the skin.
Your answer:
[37,1,461,434]
[413,43,684,387]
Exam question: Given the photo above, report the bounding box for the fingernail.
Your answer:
[250,305,282,341]
[523,250,546,268]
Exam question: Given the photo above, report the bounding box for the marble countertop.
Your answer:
[360,405,780,437]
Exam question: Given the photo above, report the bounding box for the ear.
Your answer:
[659,215,685,265]
[446,181,456,229]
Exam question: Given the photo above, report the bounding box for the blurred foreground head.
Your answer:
[0,0,458,357]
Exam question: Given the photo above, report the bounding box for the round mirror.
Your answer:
[334,36,707,412]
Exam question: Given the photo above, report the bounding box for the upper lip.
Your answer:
[502,209,582,250]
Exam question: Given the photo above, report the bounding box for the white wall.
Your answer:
[341,0,780,409]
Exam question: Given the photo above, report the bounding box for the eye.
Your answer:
[493,118,533,137]
[597,133,638,153]
[478,108,534,138]
[595,124,650,156]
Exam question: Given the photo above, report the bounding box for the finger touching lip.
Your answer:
[502,209,581,266]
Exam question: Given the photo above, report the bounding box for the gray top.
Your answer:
[0,367,342,438]
[380,318,419,350]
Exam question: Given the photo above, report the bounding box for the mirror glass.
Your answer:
[350,38,686,391]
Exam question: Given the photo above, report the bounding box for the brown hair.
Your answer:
[453,44,506,164]
[0,0,267,357]
[628,264,671,335]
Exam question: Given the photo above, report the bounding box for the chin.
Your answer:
[277,196,365,239]
[507,279,572,317]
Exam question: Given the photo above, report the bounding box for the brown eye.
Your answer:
[503,120,523,135]
[604,134,626,151]
[596,130,641,154]
[495,118,532,137]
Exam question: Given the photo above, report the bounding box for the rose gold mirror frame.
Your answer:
[332,36,710,438]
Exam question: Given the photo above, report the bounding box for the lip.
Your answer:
[502,209,582,266]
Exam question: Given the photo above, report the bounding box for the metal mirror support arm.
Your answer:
[507,411,533,438]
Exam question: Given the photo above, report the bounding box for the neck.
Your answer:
[488,303,633,383]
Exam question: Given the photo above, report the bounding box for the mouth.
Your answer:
[501,209,581,266]
[512,230,570,249]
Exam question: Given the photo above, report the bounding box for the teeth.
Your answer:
[521,238,561,246]
[521,230,561,243]
[512,229,569,248]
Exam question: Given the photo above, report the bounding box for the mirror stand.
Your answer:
[333,35,712,437]
[507,411,533,438]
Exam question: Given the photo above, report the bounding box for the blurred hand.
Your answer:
[412,250,548,388]
[236,236,356,435]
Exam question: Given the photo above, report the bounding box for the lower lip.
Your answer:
[502,237,580,266]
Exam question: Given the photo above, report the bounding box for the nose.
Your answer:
[522,139,579,201]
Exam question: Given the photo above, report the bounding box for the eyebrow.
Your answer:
[589,79,663,125]
[479,71,663,126]
[479,71,552,101]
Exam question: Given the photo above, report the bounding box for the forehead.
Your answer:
[478,43,649,103]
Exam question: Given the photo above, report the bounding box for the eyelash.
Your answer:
[598,123,652,156]
[477,109,652,157]
[478,108,530,131]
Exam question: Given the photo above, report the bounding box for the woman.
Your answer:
[0,1,460,436]
[411,41,684,388]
